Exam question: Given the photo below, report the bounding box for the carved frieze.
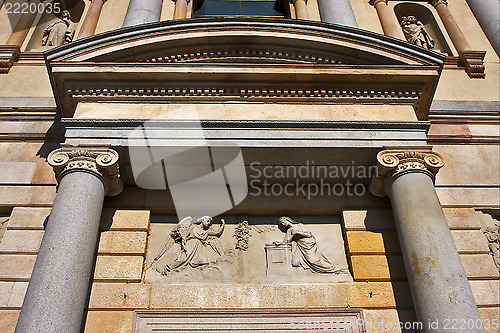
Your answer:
[369,149,444,197]
[48,147,123,196]
[483,222,500,270]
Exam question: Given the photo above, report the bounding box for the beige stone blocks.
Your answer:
[100,209,150,231]
[470,280,500,306]
[346,231,401,255]
[342,209,395,231]
[0,186,56,206]
[350,255,407,281]
[7,207,50,230]
[0,282,28,308]
[347,282,413,309]
[443,208,482,230]
[0,310,19,333]
[479,308,500,333]
[150,283,349,309]
[460,254,499,279]
[0,255,35,281]
[363,309,419,333]
[0,230,43,254]
[89,283,151,309]
[452,230,491,254]
[84,311,134,333]
[94,256,144,282]
[98,231,147,255]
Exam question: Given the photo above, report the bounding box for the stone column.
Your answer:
[369,0,405,39]
[122,0,164,27]
[173,0,189,20]
[466,0,499,57]
[430,0,486,78]
[370,150,485,333]
[291,0,309,20]
[15,148,123,333]
[317,0,358,27]
[6,0,42,47]
[77,0,107,39]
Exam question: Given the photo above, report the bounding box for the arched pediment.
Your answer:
[46,17,444,65]
[44,17,445,119]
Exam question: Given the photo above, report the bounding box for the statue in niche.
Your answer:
[400,15,435,50]
[153,216,227,276]
[273,216,343,274]
[484,222,499,270]
[42,10,75,47]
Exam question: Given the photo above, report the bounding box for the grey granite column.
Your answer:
[317,0,358,27]
[122,0,164,27]
[15,148,123,333]
[370,150,485,333]
[466,0,500,57]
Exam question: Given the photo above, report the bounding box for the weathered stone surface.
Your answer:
[0,310,19,333]
[346,231,401,254]
[478,307,500,333]
[0,255,35,281]
[0,162,36,184]
[470,280,500,306]
[84,311,134,333]
[363,309,419,333]
[94,256,144,282]
[347,282,413,308]
[150,283,349,309]
[7,207,51,230]
[350,255,407,281]
[30,162,57,185]
[100,209,150,231]
[0,230,43,254]
[443,208,482,230]
[98,231,147,255]
[0,282,28,308]
[342,209,395,231]
[89,283,150,309]
[451,230,491,254]
[436,187,500,208]
[0,186,56,207]
[460,254,499,279]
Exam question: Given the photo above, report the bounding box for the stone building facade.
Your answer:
[0,0,498,332]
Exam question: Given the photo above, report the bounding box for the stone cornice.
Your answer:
[369,148,444,197]
[48,147,123,196]
[0,45,20,74]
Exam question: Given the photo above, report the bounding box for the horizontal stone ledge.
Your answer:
[0,186,56,207]
[88,283,151,309]
[94,256,144,283]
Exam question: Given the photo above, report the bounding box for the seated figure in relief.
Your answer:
[400,15,435,50]
[276,216,343,274]
[42,10,75,47]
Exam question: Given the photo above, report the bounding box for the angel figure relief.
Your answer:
[151,216,232,278]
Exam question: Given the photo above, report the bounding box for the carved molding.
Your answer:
[459,50,486,79]
[66,86,421,103]
[429,0,448,7]
[48,147,123,196]
[369,0,388,6]
[0,45,20,74]
[369,149,444,197]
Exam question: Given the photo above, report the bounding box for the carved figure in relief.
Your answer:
[153,216,226,275]
[274,216,343,274]
[484,222,499,270]
[400,15,435,50]
[42,10,75,47]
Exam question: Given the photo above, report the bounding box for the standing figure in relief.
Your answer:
[42,10,75,47]
[155,216,225,275]
[277,216,342,273]
[400,15,435,50]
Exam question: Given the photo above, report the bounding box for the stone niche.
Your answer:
[145,215,352,282]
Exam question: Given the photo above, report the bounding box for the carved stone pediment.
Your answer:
[44,17,445,119]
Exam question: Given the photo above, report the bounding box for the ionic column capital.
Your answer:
[369,149,444,197]
[369,0,387,6]
[290,0,308,4]
[429,0,448,8]
[48,147,123,196]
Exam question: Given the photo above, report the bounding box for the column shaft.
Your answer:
[466,0,500,57]
[433,1,471,52]
[292,0,309,20]
[389,171,485,332]
[78,0,106,39]
[6,0,41,47]
[370,0,405,39]
[15,170,105,333]
[122,0,164,27]
[173,0,189,20]
[317,0,357,27]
